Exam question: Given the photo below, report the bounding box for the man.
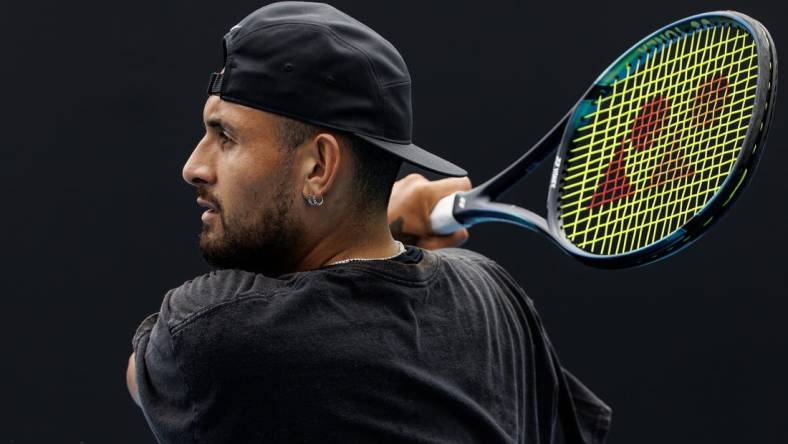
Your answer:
[127,2,611,443]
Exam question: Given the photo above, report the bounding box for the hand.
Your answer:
[387,173,472,250]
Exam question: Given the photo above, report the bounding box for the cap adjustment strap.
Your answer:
[207,72,224,95]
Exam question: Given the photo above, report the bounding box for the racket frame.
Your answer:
[434,11,778,268]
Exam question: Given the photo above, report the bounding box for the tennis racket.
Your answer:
[429,11,777,268]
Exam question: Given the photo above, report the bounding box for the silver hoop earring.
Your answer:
[305,194,324,207]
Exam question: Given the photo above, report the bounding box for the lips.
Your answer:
[196,197,219,212]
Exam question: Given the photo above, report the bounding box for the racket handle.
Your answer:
[429,192,464,235]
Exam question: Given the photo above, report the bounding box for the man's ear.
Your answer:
[300,133,342,201]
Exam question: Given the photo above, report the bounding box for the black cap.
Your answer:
[206,1,467,177]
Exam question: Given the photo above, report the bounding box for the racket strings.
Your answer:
[566,65,756,157]
[557,24,759,255]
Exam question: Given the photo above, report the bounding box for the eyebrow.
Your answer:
[205,117,239,139]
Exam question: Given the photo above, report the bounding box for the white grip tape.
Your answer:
[429,192,463,235]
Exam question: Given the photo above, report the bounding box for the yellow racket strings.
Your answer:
[558,25,758,255]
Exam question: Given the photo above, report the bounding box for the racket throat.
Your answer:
[454,191,551,237]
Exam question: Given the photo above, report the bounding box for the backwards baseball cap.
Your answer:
[206,1,467,177]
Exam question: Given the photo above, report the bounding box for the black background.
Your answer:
[2,0,786,443]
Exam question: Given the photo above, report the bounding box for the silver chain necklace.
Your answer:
[325,241,406,266]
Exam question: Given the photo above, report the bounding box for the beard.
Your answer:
[198,173,303,277]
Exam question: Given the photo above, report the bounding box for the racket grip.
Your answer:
[429,192,464,235]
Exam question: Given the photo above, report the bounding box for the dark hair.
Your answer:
[273,115,402,214]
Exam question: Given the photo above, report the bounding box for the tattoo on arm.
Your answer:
[389,217,420,245]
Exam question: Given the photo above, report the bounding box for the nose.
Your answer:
[182,135,216,187]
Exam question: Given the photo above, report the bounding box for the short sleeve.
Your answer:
[132,312,158,350]
[130,270,287,443]
[132,310,195,444]
[562,368,612,444]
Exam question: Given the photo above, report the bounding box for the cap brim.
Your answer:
[354,134,467,177]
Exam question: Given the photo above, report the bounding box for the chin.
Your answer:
[199,227,220,251]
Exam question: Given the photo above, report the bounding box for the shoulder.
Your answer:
[159,269,295,330]
[157,267,372,335]
[151,266,414,375]
[427,247,505,270]
[426,247,528,294]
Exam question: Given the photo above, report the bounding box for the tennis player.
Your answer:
[126,2,611,442]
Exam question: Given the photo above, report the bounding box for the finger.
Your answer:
[428,176,472,200]
[399,173,428,186]
[418,237,448,250]
[419,227,469,250]
[447,227,469,247]
[448,227,469,242]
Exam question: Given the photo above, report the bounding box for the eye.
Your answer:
[218,130,232,146]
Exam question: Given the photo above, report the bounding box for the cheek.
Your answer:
[225,180,265,220]
[219,150,297,216]
[230,173,289,220]
[216,155,263,209]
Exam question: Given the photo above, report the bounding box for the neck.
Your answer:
[294,211,402,272]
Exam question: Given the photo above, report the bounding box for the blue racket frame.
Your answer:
[441,11,777,268]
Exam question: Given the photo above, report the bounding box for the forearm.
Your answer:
[388,216,421,245]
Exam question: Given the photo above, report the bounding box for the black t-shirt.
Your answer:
[132,246,611,443]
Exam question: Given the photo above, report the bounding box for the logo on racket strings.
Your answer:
[586,73,730,209]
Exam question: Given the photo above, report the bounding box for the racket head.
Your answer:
[546,11,777,268]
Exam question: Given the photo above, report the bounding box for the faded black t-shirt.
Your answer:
[132,246,611,443]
